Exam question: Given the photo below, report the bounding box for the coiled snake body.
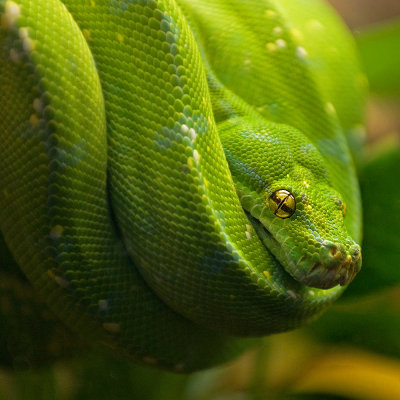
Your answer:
[0,0,365,371]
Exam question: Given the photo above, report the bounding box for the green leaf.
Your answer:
[307,290,400,358]
[356,19,400,96]
[344,147,400,298]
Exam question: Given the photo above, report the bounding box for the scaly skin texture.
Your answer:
[0,0,365,372]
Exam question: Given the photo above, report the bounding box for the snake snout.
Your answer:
[302,241,362,290]
[320,241,346,267]
[349,244,361,261]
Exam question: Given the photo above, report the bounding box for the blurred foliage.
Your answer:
[1,8,400,400]
[344,148,400,297]
[356,19,400,96]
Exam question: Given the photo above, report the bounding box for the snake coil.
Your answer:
[0,0,365,371]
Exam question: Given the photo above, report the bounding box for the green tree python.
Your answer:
[0,0,366,372]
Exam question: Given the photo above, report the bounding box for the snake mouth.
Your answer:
[298,237,362,289]
[300,254,361,289]
[248,214,362,289]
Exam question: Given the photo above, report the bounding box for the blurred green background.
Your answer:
[1,1,400,399]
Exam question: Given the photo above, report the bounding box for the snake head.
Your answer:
[247,182,362,290]
[220,118,362,290]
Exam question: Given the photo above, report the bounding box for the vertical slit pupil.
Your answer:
[275,194,289,215]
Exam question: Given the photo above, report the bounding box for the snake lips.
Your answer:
[253,211,362,290]
[303,240,362,289]
[247,202,362,290]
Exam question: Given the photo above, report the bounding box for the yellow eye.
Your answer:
[342,202,347,217]
[268,189,296,219]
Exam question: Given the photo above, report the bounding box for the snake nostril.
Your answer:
[328,244,343,260]
[329,246,338,257]
[321,241,345,265]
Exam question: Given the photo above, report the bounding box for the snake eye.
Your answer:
[268,189,296,219]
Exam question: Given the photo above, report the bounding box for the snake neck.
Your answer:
[207,71,257,123]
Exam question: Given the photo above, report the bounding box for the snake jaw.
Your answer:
[276,233,361,290]
[249,213,362,290]
[296,241,362,289]
[299,250,362,289]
